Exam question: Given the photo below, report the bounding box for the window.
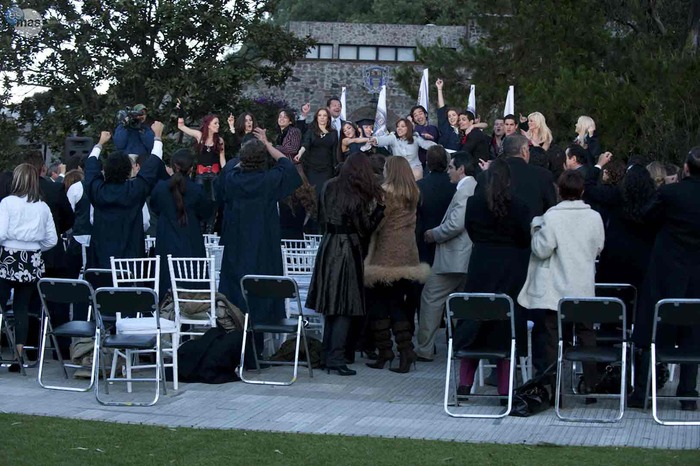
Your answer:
[378,47,395,61]
[338,45,357,60]
[359,46,376,60]
[336,45,417,62]
[305,44,333,60]
[396,47,415,62]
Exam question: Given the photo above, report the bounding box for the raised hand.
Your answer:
[435,78,443,90]
[228,114,235,128]
[98,131,111,145]
[519,113,527,123]
[301,102,311,117]
[597,151,613,167]
[252,127,269,145]
[151,121,164,138]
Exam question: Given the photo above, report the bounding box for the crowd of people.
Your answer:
[0,82,698,412]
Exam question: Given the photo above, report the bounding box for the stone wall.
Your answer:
[241,21,469,127]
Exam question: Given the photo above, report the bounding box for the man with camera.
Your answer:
[113,104,155,156]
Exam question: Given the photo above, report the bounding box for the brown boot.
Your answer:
[366,319,395,369]
[389,321,416,374]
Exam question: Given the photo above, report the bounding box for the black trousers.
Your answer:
[366,280,413,323]
[322,315,351,368]
[0,279,34,346]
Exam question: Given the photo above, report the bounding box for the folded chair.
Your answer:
[444,293,516,418]
[555,297,627,423]
[37,278,99,391]
[238,275,313,385]
[167,255,217,339]
[650,298,700,426]
[94,287,166,406]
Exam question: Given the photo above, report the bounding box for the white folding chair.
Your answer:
[281,238,313,250]
[168,255,217,339]
[144,235,156,255]
[303,233,322,249]
[282,246,323,337]
[109,256,180,390]
[203,234,220,246]
[205,244,225,288]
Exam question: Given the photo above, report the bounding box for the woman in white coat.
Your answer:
[370,118,436,180]
[518,169,605,392]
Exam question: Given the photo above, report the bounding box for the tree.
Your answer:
[1,0,313,153]
[394,0,700,163]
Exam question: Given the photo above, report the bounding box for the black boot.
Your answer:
[366,319,394,369]
[389,321,417,374]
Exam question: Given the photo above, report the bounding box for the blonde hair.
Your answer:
[382,156,419,208]
[646,161,666,188]
[527,112,553,148]
[11,163,42,203]
[575,115,595,145]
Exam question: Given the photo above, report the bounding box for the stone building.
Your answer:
[242,21,473,127]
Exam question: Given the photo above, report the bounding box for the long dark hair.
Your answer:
[234,112,257,135]
[169,149,194,226]
[621,165,655,223]
[310,108,331,137]
[485,158,512,220]
[335,153,383,213]
[197,114,222,154]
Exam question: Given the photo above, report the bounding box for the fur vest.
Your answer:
[364,192,431,286]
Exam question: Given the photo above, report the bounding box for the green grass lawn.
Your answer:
[0,413,696,465]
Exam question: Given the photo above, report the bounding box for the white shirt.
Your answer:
[331,117,342,136]
[456,175,473,192]
[0,195,58,251]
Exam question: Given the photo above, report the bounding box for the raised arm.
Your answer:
[177,118,202,142]
[436,78,446,109]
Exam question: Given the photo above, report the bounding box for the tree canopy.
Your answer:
[0,0,313,162]
[393,0,700,163]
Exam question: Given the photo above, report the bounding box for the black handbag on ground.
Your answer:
[509,364,556,417]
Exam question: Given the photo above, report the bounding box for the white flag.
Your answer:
[503,85,515,117]
[417,69,429,114]
[340,86,347,121]
[373,85,388,137]
[467,85,476,115]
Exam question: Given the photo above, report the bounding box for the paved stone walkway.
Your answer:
[1,350,698,450]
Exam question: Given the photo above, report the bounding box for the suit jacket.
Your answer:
[459,128,491,161]
[416,171,456,264]
[503,156,557,220]
[431,176,477,274]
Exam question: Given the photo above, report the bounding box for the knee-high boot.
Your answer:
[366,319,394,369]
[390,321,417,374]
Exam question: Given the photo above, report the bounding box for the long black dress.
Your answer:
[301,129,338,198]
[150,177,214,298]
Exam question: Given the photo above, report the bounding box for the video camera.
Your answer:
[116,105,147,129]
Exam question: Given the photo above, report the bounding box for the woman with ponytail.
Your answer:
[150,149,215,298]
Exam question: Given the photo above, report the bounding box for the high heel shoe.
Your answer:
[389,352,417,374]
[366,355,394,369]
[326,365,356,376]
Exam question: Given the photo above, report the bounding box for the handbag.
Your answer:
[509,363,555,417]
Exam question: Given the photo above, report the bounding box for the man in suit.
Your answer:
[296,98,345,138]
[415,152,478,361]
[565,144,590,179]
[458,111,491,161]
[630,147,700,410]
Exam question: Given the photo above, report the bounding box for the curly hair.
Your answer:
[602,159,626,186]
[621,165,655,223]
[283,171,317,220]
[104,151,133,184]
[239,139,269,172]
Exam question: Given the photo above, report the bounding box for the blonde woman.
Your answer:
[646,161,667,189]
[364,156,431,373]
[522,112,553,151]
[0,164,58,370]
[574,115,600,164]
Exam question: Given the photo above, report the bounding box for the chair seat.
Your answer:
[454,348,509,360]
[52,321,96,338]
[252,324,298,334]
[116,317,177,334]
[656,348,700,364]
[564,346,620,363]
[103,334,157,350]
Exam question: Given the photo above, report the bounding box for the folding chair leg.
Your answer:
[301,327,313,378]
[170,332,179,390]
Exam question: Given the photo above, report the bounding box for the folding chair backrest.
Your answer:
[110,256,160,293]
[205,245,224,274]
[303,233,322,248]
[95,287,160,325]
[282,247,317,275]
[558,297,626,327]
[145,235,156,255]
[37,278,95,305]
[168,256,216,320]
[203,234,220,246]
[445,293,515,340]
[654,299,700,331]
[84,268,115,290]
[595,283,636,323]
[241,275,299,301]
[281,239,313,250]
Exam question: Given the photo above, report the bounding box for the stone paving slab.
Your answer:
[1,354,699,449]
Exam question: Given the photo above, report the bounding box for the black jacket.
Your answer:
[416,171,456,264]
[459,128,491,161]
[39,176,75,271]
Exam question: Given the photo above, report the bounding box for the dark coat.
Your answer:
[459,128,491,161]
[113,123,155,156]
[150,177,213,297]
[84,153,162,269]
[456,190,532,354]
[217,157,302,324]
[504,156,557,219]
[39,176,75,271]
[416,171,456,264]
[634,175,700,347]
[306,178,383,317]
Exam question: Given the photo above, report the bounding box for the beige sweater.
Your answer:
[517,200,605,311]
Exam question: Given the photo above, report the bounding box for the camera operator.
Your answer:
[114,103,155,156]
